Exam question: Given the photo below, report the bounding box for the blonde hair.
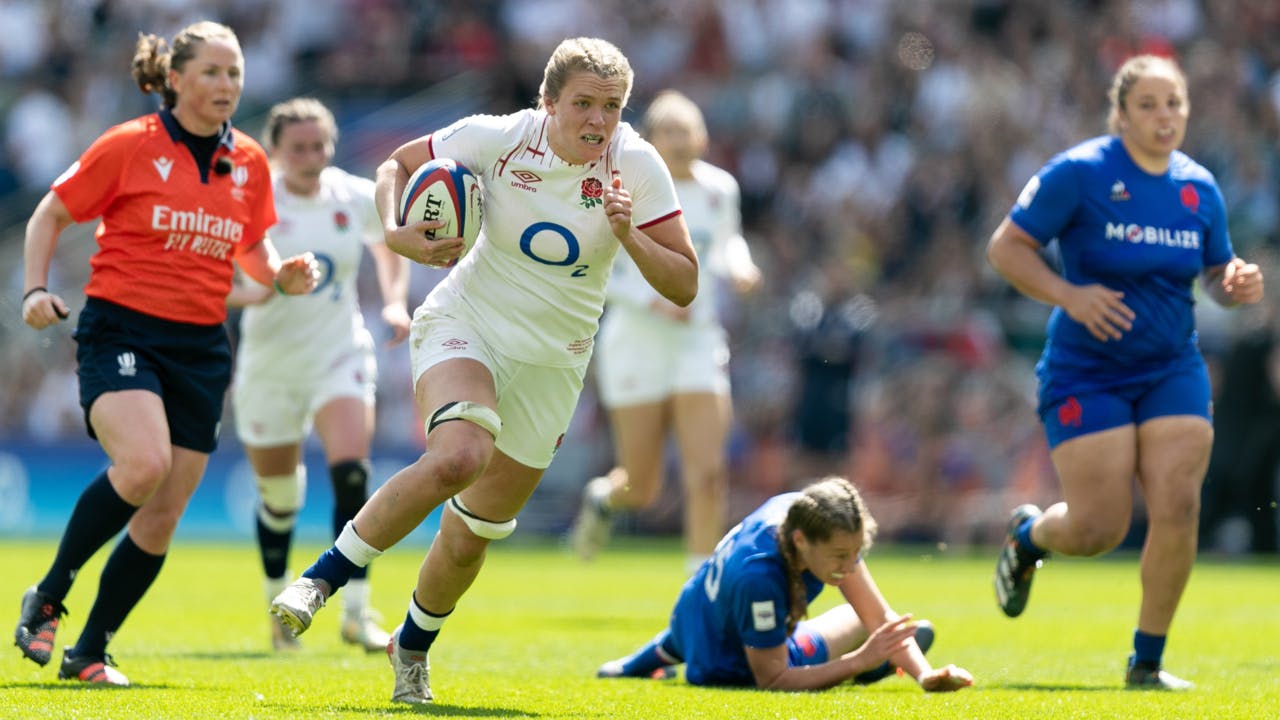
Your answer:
[1106,54,1188,135]
[642,89,708,145]
[776,477,876,636]
[538,37,634,109]
[263,97,338,151]
[132,21,240,109]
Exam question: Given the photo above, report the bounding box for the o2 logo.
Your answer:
[519,222,589,277]
[310,253,340,299]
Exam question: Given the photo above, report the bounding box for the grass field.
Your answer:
[0,536,1276,719]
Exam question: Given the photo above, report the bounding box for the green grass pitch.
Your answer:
[1,537,1275,719]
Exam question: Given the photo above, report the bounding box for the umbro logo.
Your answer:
[510,169,541,193]
[153,157,173,182]
[117,352,137,377]
[442,338,468,350]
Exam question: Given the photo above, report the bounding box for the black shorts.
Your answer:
[74,297,231,453]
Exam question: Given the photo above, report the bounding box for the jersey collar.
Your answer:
[159,107,236,151]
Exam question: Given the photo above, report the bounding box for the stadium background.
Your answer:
[0,0,1276,554]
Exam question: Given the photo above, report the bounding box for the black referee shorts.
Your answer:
[74,297,231,453]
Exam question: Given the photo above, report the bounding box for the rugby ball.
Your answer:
[398,158,483,268]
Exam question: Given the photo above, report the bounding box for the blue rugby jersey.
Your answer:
[669,492,825,686]
[1009,135,1233,380]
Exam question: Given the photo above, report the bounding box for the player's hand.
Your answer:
[21,288,70,329]
[605,176,633,242]
[382,302,412,346]
[386,220,464,268]
[1222,257,1264,305]
[856,615,918,674]
[275,251,320,295]
[1062,283,1134,342]
[918,664,974,692]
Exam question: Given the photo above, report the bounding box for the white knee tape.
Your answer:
[257,465,306,514]
[427,401,502,439]
[447,496,517,540]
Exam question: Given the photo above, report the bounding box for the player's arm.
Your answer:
[743,614,918,691]
[837,563,973,692]
[610,177,698,307]
[987,216,1133,342]
[1202,257,1264,308]
[373,137,452,266]
[370,240,411,345]
[236,238,318,296]
[21,191,75,328]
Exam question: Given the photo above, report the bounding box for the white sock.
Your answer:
[407,594,449,632]
[335,521,383,567]
[344,578,370,620]
[265,575,290,606]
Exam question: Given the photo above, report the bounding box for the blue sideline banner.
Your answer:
[0,439,441,542]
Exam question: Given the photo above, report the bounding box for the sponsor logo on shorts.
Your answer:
[1058,396,1082,427]
[117,352,137,377]
[442,338,468,350]
[797,633,818,657]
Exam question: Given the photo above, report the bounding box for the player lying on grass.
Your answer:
[598,476,973,691]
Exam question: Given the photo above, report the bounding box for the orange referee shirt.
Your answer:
[52,109,276,325]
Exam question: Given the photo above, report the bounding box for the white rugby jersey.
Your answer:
[422,109,682,367]
[238,166,382,380]
[606,159,742,328]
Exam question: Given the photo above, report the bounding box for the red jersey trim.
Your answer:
[637,209,682,230]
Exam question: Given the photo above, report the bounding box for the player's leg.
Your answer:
[61,443,209,687]
[388,358,582,703]
[314,394,390,652]
[570,400,666,560]
[387,451,541,703]
[1124,363,1212,690]
[597,627,682,679]
[14,390,166,668]
[671,390,731,572]
[272,355,498,637]
[995,390,1138,617]
[233,375,310,650]
[797,605,934,684]
[244,443,305,650]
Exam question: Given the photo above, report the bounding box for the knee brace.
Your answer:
[329,459,372,517]
[257,466,306,530]
[427,401,501,439]
[446,495,517,540]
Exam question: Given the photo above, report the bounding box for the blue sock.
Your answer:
[73,534,165,658]
[39,471,138,599]
[1015,518,1046,559]
[399,594,448,652]
[620,629,680,677]
[302,546,358,592]
[1132,630,1166,667]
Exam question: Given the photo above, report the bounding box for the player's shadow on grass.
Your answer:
[164,650,280,660]
[997,682,1118,692]
[290,702,537,716]
[0,680,182,691]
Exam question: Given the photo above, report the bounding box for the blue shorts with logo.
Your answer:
[74,297,232,453]
[1037,352,1211,449]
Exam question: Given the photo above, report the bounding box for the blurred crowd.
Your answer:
[2,0,1279,551]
